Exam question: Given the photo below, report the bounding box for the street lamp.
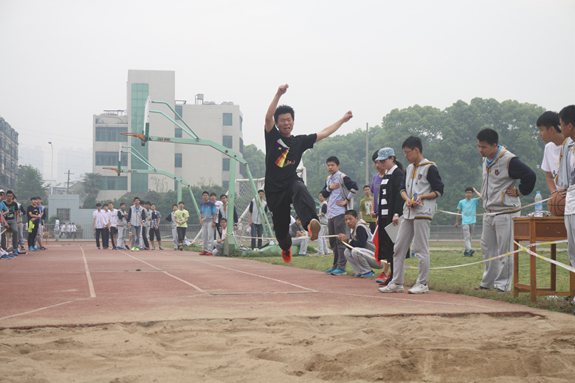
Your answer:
[48,142,53,194]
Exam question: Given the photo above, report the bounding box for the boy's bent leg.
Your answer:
[350,248,373,275]
[493,213,518,292]
[290,180,319,229]
[463,224,472,252]
[412,219,431,285]
[343,248,359,274]
[390,219,415,286]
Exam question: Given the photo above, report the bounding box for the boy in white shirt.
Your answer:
[108,202,118,249]
[558,105,575,304]
[537,111,565,194]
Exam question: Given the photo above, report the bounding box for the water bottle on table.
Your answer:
[534,191,543,217]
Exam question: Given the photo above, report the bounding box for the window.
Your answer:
[239,137,244,155]
[100,176,128,190]
[57,208,70,221]
[239,116,243,132]
[223,181,229,189]
[223,113,233,126]
[95,127,128,142]
[223,135,233,149]
[222,158,230,171]
[175,128,182,138]
[95,152,128,166]
[175,153,182,168]
[175,105,182,121]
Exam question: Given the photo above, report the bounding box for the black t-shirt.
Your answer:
[27,205,39,223]
[264,126,317,192]
[4,201,18,220]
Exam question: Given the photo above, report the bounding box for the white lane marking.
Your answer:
[190,258,319,293]
[119,251,207,294]
[0,300,77,321]
[80,246,96,298]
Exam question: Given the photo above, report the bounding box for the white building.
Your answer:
[93,70,244,201]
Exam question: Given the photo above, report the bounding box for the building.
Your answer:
[93,70,244,201]
[0,116,19,191]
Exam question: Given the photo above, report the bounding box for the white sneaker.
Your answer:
[408,283,429,294]
[379,283,404,293]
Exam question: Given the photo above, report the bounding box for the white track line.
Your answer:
[119,251,207,294]
[80,246,96,298]
[0,300,77,321]
[190,258,319,293]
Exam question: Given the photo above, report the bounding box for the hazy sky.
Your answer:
[1,0,574,181]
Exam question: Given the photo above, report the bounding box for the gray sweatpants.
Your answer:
[480,212,519,292]
[344,248,380,275]
[291,236,309,255]
[390,218,431,286]
[4,220,18,250]
[317,224,328,254]
[117,226,127,247]
[131,226,141,249]
[462,223,475,252]
[328,214,349,270]
[172,226,178,249]
[202,221,214,252]
[212,239,225,256]
[565,214,575,271]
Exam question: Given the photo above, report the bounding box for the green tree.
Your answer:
[81,173,102,208]
[242,144,265,178]
[15,165,47,203]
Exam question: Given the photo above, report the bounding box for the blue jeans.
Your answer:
[251,224,263,249]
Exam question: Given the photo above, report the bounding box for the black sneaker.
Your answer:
[474,286,490,291]
[469,249,475,256]
[463,251,470,257]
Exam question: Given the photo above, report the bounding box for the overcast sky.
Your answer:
[1,0,574,181]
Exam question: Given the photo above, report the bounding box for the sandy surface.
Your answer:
[1,312,575,383]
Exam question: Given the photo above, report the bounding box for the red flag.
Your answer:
[373,225,381,266]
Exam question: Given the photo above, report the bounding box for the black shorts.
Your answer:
[110,227,118,235]
[149,227,161,241]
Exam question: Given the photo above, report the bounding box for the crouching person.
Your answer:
[338,210,380,278]
[212,218,227,256]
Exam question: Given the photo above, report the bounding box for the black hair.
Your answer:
[172,204,177,208]
[96,203,102,207]
[210,192,217,197]
[120,202,126,206]
[274,105,294,123]
[537,111,561,132]
[402,136,423,153]
[108,201,113,205]
[6,190,13,196]
[178,201,184,205]
[389,157,404,171]
[559,105,575,126]
[202,191,209,195]
[151,203,156,207]
[220,194,227,199]
[258,189,264,194]
[372,150,379,162]
[344,209,358,218]
[476,128,499,146]
[326,156,339,165]
[133,197,140,201]
[220,218,227,223]
[465,187,474,193]
[295,216,301,221]
[363,185,370,189]
[145,201,151,205]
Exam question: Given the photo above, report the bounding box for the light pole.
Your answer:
[48,142,53,194]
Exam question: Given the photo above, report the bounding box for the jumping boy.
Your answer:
[264,84,353,263]
[380,136,444,294]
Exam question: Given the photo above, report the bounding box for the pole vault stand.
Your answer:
[119,99,273,256]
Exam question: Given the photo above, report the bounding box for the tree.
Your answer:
[81,173,102,197]
[15,165,47,203]
[242,144,265,178]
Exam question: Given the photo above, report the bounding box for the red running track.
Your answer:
[0,243,544,328]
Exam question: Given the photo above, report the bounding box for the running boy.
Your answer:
[264,84,353,263]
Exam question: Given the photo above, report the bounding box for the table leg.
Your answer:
[530,245,537,303]
[551,244,557,291]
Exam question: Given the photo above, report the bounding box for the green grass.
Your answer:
[239,243,575,315]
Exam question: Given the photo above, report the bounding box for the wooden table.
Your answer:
[513,216,575,302]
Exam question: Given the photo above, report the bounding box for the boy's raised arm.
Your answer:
[265,84,288,133]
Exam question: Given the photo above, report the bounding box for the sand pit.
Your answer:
[1,312,575,382]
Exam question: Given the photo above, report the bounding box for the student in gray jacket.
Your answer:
[380,136,444,295]
[126,197,146,251]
